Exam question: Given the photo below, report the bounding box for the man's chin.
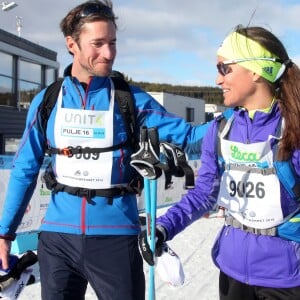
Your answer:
[94,69,112,77]
[94,64,113,77]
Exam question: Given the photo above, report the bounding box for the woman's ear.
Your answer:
[252,72,262,82]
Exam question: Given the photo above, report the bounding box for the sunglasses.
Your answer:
[78,3,115,19]
[217,57,282,76]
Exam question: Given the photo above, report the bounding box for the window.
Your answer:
[0,76,13,106]
[19,60,41,83]
[0,52,13,77]
[186,107,195,123]
[19,60,41,108]
[45,67,56,86]
[19,81,40,108]
[5,138,20,154]
[0,52,14,106]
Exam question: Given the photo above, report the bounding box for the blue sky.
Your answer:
[1,0,300,87]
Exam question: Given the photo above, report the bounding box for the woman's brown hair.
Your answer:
[236,25,300,160]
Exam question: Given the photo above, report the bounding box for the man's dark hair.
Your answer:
[60,0,117,42]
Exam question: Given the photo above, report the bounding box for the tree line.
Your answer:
[124,75,224,105]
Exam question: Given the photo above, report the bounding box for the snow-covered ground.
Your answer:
[18,208,223,300]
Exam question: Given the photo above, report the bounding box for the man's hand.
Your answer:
[0,239,11,270]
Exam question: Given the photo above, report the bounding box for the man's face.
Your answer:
[68,20,117,79]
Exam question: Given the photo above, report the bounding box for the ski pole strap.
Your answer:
[160,142,195,190]
[130,127,164,179]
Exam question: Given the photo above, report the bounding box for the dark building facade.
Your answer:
[0,28,59,153]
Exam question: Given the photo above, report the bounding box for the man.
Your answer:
[0,1,209,299]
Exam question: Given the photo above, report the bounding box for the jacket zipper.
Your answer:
[77,78,92,234]
[81,197,87,234]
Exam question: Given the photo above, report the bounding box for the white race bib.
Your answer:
[217,136,283,229]
[53,80,116,189]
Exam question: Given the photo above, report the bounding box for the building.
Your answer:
[0,28,59,153]
[149,92,205,125]
[205,103,226,122]
[0,27,207,154]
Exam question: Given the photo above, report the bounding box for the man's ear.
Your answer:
[66,36,76,55]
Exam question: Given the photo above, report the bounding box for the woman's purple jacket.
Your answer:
[157,103,300,288]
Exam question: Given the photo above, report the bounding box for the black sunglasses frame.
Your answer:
[217,62,233,76]
[79,3,114,19]
[216,57,282,77]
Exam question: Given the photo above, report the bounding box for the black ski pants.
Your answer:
[38,232,145,300]
[219,271,300,300]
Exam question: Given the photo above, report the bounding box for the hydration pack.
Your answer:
[216,114,300,200]
[216,113,300,242]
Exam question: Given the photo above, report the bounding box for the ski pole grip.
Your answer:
[147,127,160,157]
[140,126,148,143]
[0,277,14,291]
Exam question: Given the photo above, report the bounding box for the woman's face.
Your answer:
[215,56,257,109]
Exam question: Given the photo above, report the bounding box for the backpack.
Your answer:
[39,73,143,200]
[39,73,195,199]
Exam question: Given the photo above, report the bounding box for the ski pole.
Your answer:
[144,177,158,300]
[149,179,157,300]
[130,126,160,300]
[146,127,160,300]
[144,177,155,300]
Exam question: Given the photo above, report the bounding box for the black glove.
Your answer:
[138,226,165,266]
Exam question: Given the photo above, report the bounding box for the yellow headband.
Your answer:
[217,32,284,82]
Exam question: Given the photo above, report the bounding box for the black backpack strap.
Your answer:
[111,76,137,151]
[39,79,64,136]
[45,142,128,157]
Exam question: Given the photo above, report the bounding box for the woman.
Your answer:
[139,25,300,300]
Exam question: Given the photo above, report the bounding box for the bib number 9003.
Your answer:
[229,180,265,199]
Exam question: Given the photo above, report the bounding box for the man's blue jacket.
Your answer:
[0,75,210,239]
